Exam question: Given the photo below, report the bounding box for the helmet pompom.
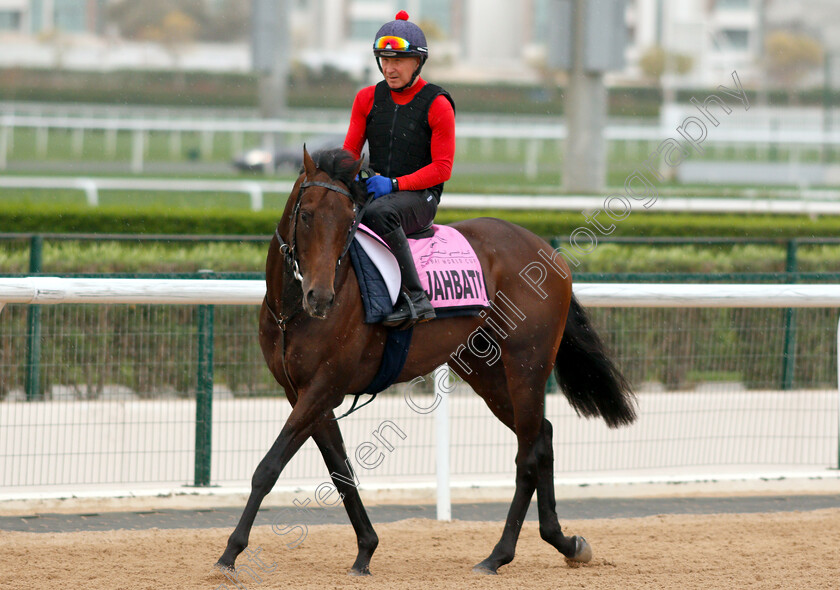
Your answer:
[395,10,409,21]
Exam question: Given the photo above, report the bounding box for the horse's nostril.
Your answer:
[304,288,333,316]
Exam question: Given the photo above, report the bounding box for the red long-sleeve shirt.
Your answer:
[343,78,455,192]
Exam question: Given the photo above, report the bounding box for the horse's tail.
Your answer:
[554,294,637,428]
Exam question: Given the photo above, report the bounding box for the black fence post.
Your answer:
[194,300,215,487]
[25,235,43,401]
[781,239,798,390]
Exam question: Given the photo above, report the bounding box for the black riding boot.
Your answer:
[381,228,436,329]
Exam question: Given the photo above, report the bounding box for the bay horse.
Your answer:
[217,147,636,576]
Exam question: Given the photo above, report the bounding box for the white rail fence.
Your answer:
[6,113,840,145]
[0,176,294,211]
[3,278,840,308]
[3,175,840,215]
[1,280,839,514]
[3,110,840,174]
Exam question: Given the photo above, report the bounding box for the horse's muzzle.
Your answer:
[303,287,335,319]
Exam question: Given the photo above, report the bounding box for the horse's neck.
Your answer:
[280,263,302,314]
[265,244,298,318]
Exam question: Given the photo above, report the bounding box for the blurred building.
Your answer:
[0,0,837,90]
[294,0,552,83]
[295,0,767,85]
[625,0,763,86]
[0,0,107,35]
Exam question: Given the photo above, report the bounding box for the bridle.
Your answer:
[263,175,374,420]
[265,177,371,331]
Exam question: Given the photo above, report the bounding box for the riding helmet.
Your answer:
[372,11,428,90]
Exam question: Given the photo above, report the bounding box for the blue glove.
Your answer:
[366,175,397,199]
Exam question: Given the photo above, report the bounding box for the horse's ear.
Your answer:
[302,144,317,179]
[351,155,364,179]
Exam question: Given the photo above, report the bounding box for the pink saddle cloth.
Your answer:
[356,224,490,312]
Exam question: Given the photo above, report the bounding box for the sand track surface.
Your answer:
[4,508,840,589]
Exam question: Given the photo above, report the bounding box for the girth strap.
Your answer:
[333,392,378,420]
[334,325,414,420]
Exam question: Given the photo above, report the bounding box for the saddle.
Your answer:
[340,223,490,419]
[349,224,490,324]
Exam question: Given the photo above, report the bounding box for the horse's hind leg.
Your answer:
[534,418,592,563]
[471,373,545,575]
[311,419,379,576]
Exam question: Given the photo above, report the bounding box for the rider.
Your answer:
[343,10,456,329]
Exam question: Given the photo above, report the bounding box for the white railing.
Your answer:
[0,113,569,174]
[0,175,294,211]
[1,279,839,516]
[4,111,840,175]
[3,175,840,214]
[3,278,840,308]
[5,113,840,143]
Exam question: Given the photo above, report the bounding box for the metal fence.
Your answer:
[1,280,838,498]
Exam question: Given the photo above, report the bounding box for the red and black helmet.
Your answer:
[372,11,428,91]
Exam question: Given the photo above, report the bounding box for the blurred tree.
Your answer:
[764,30,823,102]
[417,19,445,41]
[139,10,199,44]
[108,0,247,42]
[638,46,693,82]
[203,0,250,42]
[108,0,207,39]
[160,10,199,80]
[38,28,72,70]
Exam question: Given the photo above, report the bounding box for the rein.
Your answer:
[263,176,374,420]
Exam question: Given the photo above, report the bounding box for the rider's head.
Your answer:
[372,11,428,92]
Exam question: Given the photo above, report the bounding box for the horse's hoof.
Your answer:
[566,535,593,564]
[472,563,498,575]
[348,566,372,577]
[214,560,235,573]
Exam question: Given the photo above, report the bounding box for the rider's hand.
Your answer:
[366,175,398,199]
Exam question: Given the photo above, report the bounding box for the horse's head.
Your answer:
[288,146,365,319]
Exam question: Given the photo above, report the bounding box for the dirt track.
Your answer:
[4,508,840,590]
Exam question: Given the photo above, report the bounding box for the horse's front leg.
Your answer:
[312,418,379,575]
[216,395,334,570]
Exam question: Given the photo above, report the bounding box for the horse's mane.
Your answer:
[307,147,369,207]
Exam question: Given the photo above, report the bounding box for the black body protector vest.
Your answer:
[366,80,455,202]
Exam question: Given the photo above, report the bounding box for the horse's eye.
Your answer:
[300,211,312,225]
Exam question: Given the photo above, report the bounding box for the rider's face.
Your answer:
[380,56,420,89]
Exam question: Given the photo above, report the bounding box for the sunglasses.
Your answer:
[374,35,411,51]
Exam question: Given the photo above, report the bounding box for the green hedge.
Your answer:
[0,67,674,116]
[3,202,840,239]
[0,68,259,107]
[0,203,275,235]
[439,209,840,239]
[4,67,836,115]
